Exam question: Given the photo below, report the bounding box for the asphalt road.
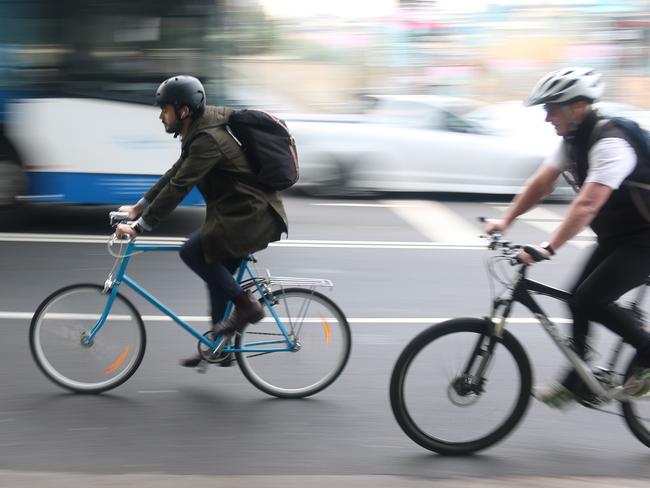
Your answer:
[0,194,648,486]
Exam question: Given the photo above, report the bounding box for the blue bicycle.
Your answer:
[29,213,351,398]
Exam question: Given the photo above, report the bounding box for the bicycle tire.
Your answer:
[390,318,532,455]
[30,283,146,394]
[235,287,351,398]
[621,354,650,448]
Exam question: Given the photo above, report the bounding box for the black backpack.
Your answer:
[605,117,650,162]
[225,109,299,191]
[589,116,650,221]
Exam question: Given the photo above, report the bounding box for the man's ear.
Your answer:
[180,107,189,120]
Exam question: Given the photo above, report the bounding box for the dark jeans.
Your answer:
[179,231,244,324]
[568,243,650,369]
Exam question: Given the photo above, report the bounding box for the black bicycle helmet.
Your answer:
[155,75,206,115]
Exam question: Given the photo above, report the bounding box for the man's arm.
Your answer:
[141,134,223,229]
[547,181,612,251]
[144,155,185,203]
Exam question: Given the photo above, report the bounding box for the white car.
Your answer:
[285,95,572,197]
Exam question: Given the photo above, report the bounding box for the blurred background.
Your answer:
[2,0,650,109]
[2,3,650,483]
[1,0,650,204]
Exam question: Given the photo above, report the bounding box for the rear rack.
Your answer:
[241,275,333,291]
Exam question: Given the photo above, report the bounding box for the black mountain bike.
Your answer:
[390,232,650,455]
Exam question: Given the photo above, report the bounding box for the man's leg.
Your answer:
[573,245,650,364]
[178,233,248,367]
[179,232,243,324]
[536,244,650,407]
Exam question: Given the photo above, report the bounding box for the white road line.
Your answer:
[311,202,424,208]
[136,390,179,394]
[383,200,483,245]
[0,233,485,249]
[0,311,571,324]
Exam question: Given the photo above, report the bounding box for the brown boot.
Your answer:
[212,292,264,337]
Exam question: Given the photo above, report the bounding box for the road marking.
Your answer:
[0,233,591,249]
[0,311,571,324]
[383,200,483,245]
[0,233,486,249]
[311,202,424,208]
[136,390,179,394]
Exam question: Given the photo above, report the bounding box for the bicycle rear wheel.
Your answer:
[390,318,532,455]
[621,354,650,448]
[30,284,146,393]
[235,288,351,398]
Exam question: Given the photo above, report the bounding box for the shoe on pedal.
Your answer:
[623,368,650,398]
[179,354,207,373]
[533,382,577,410]
[212,291,264,337]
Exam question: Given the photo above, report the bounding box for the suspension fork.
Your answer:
[462,303,512,383]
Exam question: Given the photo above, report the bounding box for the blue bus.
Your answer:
[0,0,228,207]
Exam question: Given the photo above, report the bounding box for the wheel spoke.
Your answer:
[236,288,350,398]
[30,284,145,393]
[390,318,531,455]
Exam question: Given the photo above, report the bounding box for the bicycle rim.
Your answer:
[30,284,146,393]
[621,355,650,448]
[236,288,351,398]
[390,318,532,455]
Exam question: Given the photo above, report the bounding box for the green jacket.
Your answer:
[142,106,288,262]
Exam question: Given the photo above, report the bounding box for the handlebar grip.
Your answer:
[522,245,550,262]
[109,211,129,227]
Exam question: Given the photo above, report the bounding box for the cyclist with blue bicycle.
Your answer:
[484,67,650,408]
[115,75,288,369]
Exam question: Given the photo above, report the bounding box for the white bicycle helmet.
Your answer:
[525,67,605,107]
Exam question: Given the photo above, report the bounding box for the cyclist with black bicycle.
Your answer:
[114,75,288,369]
[484,67,650,408]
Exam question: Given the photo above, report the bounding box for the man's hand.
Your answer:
[517,244,551,265]
[115,223,139,240]
[483,218,507,235]
[118,205,141,221]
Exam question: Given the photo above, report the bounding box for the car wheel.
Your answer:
[305,159,376,198]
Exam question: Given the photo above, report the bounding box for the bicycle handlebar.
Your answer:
[108,211,134,245]
[109,211,129,227]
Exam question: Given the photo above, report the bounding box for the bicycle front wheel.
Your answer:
[30,284,146,393]
[390,318,532,455]
[235,288,351,398]
[621,354,650,448]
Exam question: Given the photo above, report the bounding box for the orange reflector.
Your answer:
[104,345,131,374]
[320,315,331,346]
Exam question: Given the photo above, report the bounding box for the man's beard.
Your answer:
[164,119,183,135]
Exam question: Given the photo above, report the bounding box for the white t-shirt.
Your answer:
[544,137,637,189]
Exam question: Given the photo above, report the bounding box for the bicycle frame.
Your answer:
[86,240,294,354]
[490,264,647,402]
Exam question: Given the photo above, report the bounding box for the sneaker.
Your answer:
[533,382,577,410]
[623,368,650,398]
